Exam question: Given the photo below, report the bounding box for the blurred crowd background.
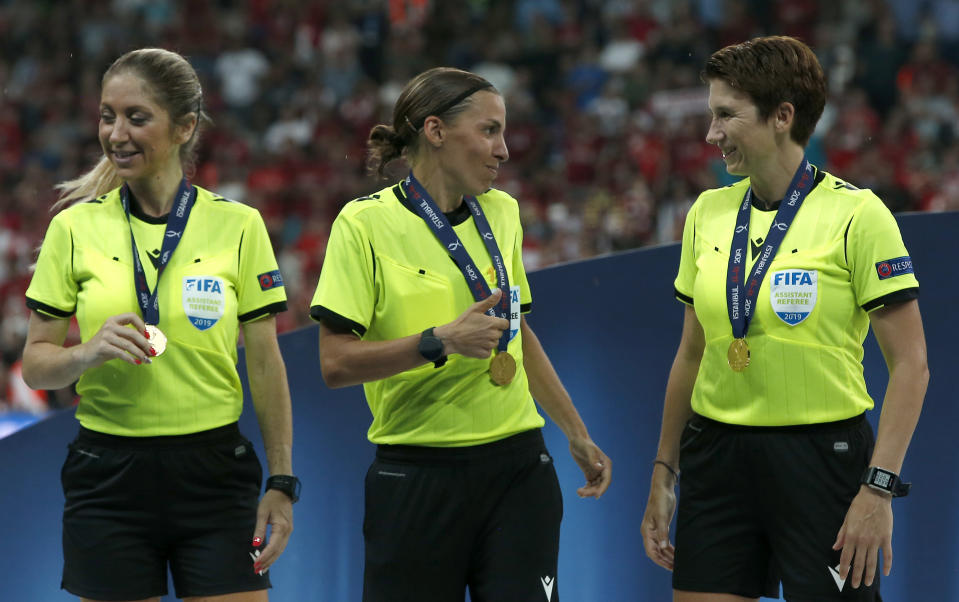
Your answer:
[1,0,958,420]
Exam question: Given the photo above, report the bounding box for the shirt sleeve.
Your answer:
[847,195,920,312]
[309,208,375,336]
[25,212,78,318]
[673,199,700,306]
[236,210,287,322]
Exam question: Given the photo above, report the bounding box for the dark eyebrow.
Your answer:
[100,102,152,113]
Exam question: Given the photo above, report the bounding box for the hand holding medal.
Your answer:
[144,325,167,357]
[121,179,194,364]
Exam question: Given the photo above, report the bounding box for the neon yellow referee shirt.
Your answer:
[676,170,919,426]
[26,186,287,436]
[311,183,544,446]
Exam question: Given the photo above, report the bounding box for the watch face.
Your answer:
[871,470,893,489]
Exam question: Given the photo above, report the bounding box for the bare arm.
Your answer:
[521,315,611,498]
[318,289,507,388]
[242,316,294,573]
[641,304,705,570]
[865,299,928,473]
[22,311,152,390]
[318,324,430,388]
[653,304,705,474]
[834,299,928,588]
[244,316,293,476]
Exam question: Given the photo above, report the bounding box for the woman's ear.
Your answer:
[774,102,796,134]
[422,115,444,148]
[175,112,199,145]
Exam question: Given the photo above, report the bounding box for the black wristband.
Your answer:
[266,474,301,503]
[417,327,447,368]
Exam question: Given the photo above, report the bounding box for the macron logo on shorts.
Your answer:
[249,548,266,576]
[828,565,847,591]
[875,256,913,280]
[540,576,555,600]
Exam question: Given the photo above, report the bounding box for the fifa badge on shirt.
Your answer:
[182,276,226,331]
[769,269,817,325]
[508,285,520,341]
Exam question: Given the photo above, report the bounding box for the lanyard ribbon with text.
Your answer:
[120,178,196,327]
[725,157,813,371]
[401,174,515,384]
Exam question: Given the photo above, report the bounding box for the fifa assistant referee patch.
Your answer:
[875,256,914,280]
[769,269,817,325]
[182,276,226,330]
[257,270,284,290]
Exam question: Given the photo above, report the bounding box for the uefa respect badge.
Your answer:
[875,256,913,280]
[182,276,226,330]
[769,269,817,325]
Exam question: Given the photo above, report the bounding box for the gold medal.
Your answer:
[727,338,749,372]
[145,324,167,357]
[489,351,516,386]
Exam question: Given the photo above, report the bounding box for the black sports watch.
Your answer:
[266,475,301,503]
[860,466,910,497]
[417,327,447,368]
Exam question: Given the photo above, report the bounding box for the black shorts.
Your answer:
[673,413,880,601]
[363,429,563,602]
[61,422,270,600]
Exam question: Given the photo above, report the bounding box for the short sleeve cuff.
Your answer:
[310,305,367,336]
[25,297,74,318]
[861,287,919,313]
[674,288,694,306]
[238,300,288,323]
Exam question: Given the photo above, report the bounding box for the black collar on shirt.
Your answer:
[750,166,826,212]
[126,190,170,225]
[393,185,473,226]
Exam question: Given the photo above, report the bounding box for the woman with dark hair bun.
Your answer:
[23,48,297,602]
[311,66,611,602]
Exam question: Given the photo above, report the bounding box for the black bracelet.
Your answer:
[654,459,680,480]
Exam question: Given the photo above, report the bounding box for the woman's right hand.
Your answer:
[435,288,509,358]
[77,312,154,369]
[641,468,678,571]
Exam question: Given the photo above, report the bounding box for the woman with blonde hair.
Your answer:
[23,48,298,601]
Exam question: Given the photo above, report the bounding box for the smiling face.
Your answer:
[705,78,779,177]
[437,90,509,197]
[98,72,193,185]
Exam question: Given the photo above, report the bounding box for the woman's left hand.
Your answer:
[251,490,294,575]
[832,486,893,589]
[569,436,612,499]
